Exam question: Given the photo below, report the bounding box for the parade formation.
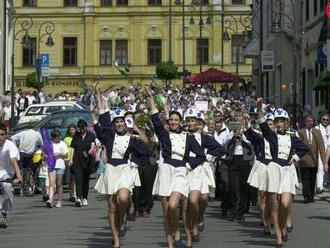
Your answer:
[1,1,330,248]
[1,81,330,248]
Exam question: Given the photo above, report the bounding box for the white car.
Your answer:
[18,101,86,125]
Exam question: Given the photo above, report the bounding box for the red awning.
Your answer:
[186,68,243,84]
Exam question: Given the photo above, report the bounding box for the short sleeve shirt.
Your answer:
[0,139,19,178]
[53,141,69,169]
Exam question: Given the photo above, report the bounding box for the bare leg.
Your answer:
[56,174,63,203]
[198,194,209,230]
[48,171,56,203]
[279,192,292,237]
[161,197,173,248]
[117,188,130,229]
[168,192,184,241]
[107,195,120,247]
[269,193,282,245]
[188,191,200,236]
[181,197,191,247]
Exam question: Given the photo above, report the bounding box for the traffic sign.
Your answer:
[40,54,49,67]
[41,67,49,77]
[261,50,275,72]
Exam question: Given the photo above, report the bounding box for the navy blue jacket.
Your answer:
[260,122,308,166]
[196,133,227,161]
[151,113,205,169]
[94,111,149,166]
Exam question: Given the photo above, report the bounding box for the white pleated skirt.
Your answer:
[266,162,298,195]
[94,163,141,195]
[247,160,268,192]
[152,163,189,198]
[187,162,216,195]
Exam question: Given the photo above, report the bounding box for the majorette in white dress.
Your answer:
[93,110,143,195]
[151,111,205,198]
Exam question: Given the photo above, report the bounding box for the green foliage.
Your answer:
[26,72,43,90]
[156,61,178,81]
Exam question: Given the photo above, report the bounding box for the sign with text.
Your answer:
[261,50,275,72]
[195,100,209,112]
[40,54,50,77]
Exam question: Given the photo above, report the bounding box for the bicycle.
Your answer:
[20,151,43,197]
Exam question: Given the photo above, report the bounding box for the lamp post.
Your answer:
[223,15,252,98]
[12,15,33,124]
[36,21,55,91]
[175,0,211,75]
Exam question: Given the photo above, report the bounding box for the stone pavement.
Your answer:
[1,181,330,248]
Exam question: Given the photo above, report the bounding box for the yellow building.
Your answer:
[13,0,252,94]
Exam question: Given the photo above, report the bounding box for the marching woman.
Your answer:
[93,102,147,248]
[259,107,308,248]
[148,95,205,248]
[245,113,275,234]
[187,111,227,243]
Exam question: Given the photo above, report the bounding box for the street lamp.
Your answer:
[223,15,252,98]
[175,0,211,74]
[36,21,55,91]
[12,15,33,124]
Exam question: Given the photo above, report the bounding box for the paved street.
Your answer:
[1,180,330,248]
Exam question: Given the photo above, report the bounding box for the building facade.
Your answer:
[301,0,329,115]
[12,0,252,94]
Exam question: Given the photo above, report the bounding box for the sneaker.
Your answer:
[55,201,63,208]
[46,200,53,208]
[0,215,8,229]
[82,199,88,206]
[75,199,82,207]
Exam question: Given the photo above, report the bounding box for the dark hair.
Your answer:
[0,123,7,133]
[169,111,182,121]
[77,119,87,128]
[65,124,77,137]
[51,128,61,138]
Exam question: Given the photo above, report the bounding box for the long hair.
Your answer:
[65,124,77,138]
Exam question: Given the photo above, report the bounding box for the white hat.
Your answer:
[197,112,206,122]
[169,106,183,118]
[265,113,275,121]
[274,108,288,119]
[111,108,125,121]
[184,107,198,120]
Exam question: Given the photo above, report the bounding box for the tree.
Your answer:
[26,72,43,90]
[156,61,178,87]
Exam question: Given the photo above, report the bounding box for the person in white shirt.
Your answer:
[11,125,43,169]
[2,101,12,132]
[46,129,68,208]
[315,113,329,193]
[325,134,330,173]
[0,123,22,228]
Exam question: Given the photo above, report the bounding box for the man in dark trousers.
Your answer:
[298,115,326,204]
[70,119,96,207]
[225,110,255,221]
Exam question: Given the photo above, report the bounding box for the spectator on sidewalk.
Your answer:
[298,115,326,204]
[46,129,68,208]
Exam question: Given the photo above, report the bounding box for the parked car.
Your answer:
[18,101,87,125]
[11,109,94,138]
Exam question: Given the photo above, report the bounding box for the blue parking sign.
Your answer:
[40,54,49,67]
